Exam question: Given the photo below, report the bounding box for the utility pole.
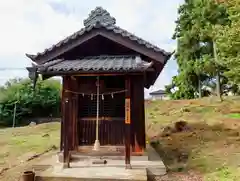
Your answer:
[12,101,17,128]
[213,41,222,101]
[12,92,20,128]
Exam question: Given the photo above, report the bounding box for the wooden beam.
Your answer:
[125,76,131,169]
[75,73,140,76]
[79,117,124,121]
[38,69,154,77]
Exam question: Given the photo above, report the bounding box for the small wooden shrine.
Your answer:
[26,7,172,168]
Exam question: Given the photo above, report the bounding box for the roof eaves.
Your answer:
[26,53,36,60]
[26,22,172,63]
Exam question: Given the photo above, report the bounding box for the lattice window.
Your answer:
[78,76,125,118]
[79,93,124,117]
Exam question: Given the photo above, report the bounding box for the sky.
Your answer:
[0,0,183,97]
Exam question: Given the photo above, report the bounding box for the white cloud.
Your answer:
[0,0,183,96]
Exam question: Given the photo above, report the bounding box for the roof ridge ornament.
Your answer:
[83,6,116,27]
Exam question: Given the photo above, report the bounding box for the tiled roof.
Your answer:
[26,7,171,62]
[38,55,153,73]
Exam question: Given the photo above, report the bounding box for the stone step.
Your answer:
[34,146,166,181]
[58,152,148,163]
[32,165,52,173]
[147,167,167,176]
[35,166,147,181]
[35,175,146,181]
[146,145,167,177]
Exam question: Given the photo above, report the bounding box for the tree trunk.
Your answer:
[216,70,222,101]
[213,41,222,102]
[198,75,202,98]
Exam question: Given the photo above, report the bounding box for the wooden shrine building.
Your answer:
[26,7,172,168]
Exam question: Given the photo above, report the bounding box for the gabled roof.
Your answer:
[33,55,153,74]
[149,89,166,95]
[26,7,172,64]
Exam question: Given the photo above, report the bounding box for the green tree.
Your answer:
[215,0,240,84]
[0,78,61,126]
[167,0,230,99]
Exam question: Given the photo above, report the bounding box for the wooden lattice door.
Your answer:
[78,94,125,146]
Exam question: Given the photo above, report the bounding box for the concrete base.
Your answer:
[62,162,70,169]
[36,166,147,181]
[125,164,132,169]
[33,146,166,181]
[93,140,100,151]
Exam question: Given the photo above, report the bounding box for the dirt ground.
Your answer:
[146,96,240,181]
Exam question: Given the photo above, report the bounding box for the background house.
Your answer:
[149,89,169,100]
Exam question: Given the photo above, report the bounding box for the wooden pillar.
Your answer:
[125,76,131,169]
[60,119,63,151]
[63,98,70,168]
[138,76,146,150]
[71,77,78,150]
[63,76,71,168]
[72,96,78,150]
[75,77,80,149]
[60,76,65,151]
[129,75,145,155]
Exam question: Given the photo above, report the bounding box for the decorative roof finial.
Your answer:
[83,7,116,27]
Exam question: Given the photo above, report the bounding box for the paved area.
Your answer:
[33,146,166,181]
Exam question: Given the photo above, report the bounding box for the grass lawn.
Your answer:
[0,122,60,180]
[146,96,240,181]
[0,96,239,181]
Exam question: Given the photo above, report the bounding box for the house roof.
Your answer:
[26,7,172,64]
[34,55,153,74]
[149,89,166,95]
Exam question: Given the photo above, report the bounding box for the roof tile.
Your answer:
[39,55,152,73]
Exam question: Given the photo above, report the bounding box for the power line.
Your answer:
[0,68,26,71]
